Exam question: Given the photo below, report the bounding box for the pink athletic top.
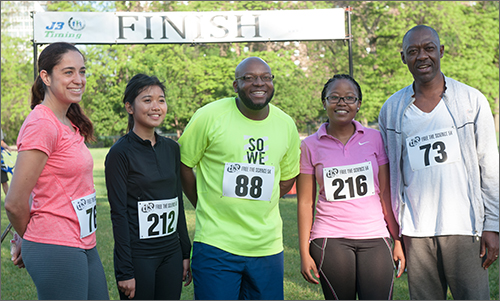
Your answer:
[17,105,96,249]
[300,121,390,240]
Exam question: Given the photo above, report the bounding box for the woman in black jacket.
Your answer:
[105,74,191,300]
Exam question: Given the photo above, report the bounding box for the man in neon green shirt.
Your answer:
[179,57,300,300]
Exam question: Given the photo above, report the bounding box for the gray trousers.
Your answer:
[22,239,109,300]
[403,235,490,300]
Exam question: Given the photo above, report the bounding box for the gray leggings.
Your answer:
[22,239,109,300]
[310,237,395,300]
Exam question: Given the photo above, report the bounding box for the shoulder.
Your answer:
[196,98,234,116]
[18,106,60,145]
[269,104,296,126]
[383,85,413,107]
[445,76,486,98]
[186,98,235,126]
[23,106,59,128]
[159,135,180,151]
[300,133,317,150]
[107,134,131,157]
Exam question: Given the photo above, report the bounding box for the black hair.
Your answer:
[321,74,362,103]
[123,74,166,132]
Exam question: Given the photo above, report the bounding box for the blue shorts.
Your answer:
[192,242,284,300]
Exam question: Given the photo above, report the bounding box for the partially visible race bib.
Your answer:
[222,162,275,201]
[406,127,460,171]
[138,198,178,239]
[323,161,375,202]
[71,192,97,238]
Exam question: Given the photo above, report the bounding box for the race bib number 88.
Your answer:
[138,198,178,239]
[222,162,275,201]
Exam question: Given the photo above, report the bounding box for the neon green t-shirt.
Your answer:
[179,97,300,256]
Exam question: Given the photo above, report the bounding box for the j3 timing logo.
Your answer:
[244,136,269,164]
[44,17,85,39]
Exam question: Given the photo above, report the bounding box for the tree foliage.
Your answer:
[1,1,498,144]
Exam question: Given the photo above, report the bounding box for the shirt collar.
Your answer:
[128,130,161,146]
[317,120,365,139]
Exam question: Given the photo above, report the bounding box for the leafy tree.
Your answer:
[1,2,35,144]
[1,1,497,142]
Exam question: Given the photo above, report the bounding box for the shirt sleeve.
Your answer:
[475,94,499,232]
[178,108,209,168]
[104,145,135,281]
[375,130,389,166]
[299,138,315,175]
[18,117,58,156]
[279,119,301,181]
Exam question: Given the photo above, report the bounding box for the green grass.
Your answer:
[1,148,499,300]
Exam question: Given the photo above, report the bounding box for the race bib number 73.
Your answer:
[406,127,460,171]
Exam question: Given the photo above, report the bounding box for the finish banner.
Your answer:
[33,9,346,44]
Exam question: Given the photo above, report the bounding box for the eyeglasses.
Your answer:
[235,74,275,83]
[325,95,359,104]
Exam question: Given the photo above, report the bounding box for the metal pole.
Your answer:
[347,6,353,77]
[1,223,12,243]
[31,11,37,81]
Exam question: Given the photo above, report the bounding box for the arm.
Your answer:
[175,146,192,285]
[474,95,499,268]
[1,140,13,152]
[378,163,405,277]
[279,177,296,198]
[5,150,48,268]
[104,149,135,292]
[180,163,198,208]
[297,173,319,284]
[5,150,48,237]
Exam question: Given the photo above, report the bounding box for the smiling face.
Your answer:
[41,50,86,105]
[323,79,360,127]
[401,26,444,84]
[233,57,275,111]
[125,85,167,132]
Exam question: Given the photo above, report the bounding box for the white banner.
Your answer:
[33,9,345,44]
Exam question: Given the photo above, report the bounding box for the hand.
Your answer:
[480,231,499,269]
[10,233,24,268]
[182,258,192,286]
[118,278,136,299]
[300,254,320,284]
[393,239,406,278]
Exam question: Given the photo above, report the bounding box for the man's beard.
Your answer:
[237,88,274,111]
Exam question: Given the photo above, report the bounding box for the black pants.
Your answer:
[119,246,183,300]
[310,237,395,300]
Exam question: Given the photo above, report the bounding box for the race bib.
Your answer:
[406,127,460,171]
[71,192,97,238]
[323,161,375,202]
[138,198,178,239]
[222,162,275,201]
